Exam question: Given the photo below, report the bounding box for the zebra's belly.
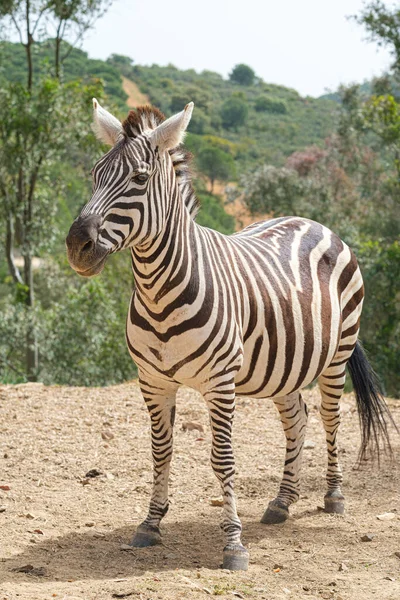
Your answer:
[234,319,340,399]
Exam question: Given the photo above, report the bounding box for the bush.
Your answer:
[239,165,304,215]
[0,275,136,387]
[254,95,288,114]
[38,278,136,386]
[187,107,211,134]
[196,193,235,234]
[221,96,248,130]
[358,240,400,396]
[170,94,188,113]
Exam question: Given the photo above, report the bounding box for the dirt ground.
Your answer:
[0,382,399,600]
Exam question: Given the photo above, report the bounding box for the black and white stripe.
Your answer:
[67,101,395,570]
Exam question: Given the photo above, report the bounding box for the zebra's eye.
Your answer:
[133,173,149,184]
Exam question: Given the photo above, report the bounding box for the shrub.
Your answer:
[254,96,288,114]
[196,193,235,234]
[221,96,248,130]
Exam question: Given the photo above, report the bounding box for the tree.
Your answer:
[197,145,236,193]
[286,146,326,176]
[362,94,400,176]
[107,53,134,77]
[170,93,189,113]
[229,64,255,86]
[220,96,248,130]
[0,0,110,380]
[0,1,111,83]
[355,1,400,73]
[237,165,305,217]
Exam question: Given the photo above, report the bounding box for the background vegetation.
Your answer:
[0,1,398,395]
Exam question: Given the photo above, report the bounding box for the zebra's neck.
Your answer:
[130,190,196,307]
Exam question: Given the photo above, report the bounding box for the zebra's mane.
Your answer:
[122,106,200,219]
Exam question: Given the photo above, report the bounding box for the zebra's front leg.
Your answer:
[261,391,308,524]
[205,385,249,571]
[130,381,178,548]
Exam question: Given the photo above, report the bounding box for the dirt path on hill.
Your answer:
[122,77,150,108]
[0,382,399,600]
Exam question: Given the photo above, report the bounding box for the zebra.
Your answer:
[66,99,396,571]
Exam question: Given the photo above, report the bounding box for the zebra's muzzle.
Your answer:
[66,214,109,277]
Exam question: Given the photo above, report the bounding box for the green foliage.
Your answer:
[0,271,136,386]
[197,145,236,192]
[221,95,248,130]
[355,1,400,73]
[107,53,134,77]
[363,94,400,148]
[109,60,336,169]
[0,76,102,257]
[38,276,135,386]
[237,165,303,215]
[254,95,288,114]
[170,93,189,113]
[0,41,128,108]
[0,0,119,383]
[358,240,400,395]
[187,107,211,134]
[196,193,235,234]
[229,63,255,86]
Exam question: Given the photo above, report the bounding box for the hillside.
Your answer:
[115,60,338,168]
[0,40,338,168]
[122,75,149,108]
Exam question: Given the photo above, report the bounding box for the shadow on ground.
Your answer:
[0,512,334,584]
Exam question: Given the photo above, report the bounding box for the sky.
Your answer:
[82,0,395,97]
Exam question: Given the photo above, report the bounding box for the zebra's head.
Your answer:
[66,99,194,277]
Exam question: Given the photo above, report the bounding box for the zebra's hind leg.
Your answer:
[318,365,347,515]
[130,379,178,548]
[261,391,308,525]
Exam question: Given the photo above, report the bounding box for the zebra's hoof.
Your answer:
[261,499,289,524]
[129,523,161,547]
[324,490,345,515]
[222,544,249,571]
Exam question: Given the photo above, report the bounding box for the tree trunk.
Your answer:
[25,0,33,91]
[6,212,23,285]
[22,157,42,382]
[55,19,63,79]
[24,253,38,382]
[210,177,215,194]
[55,37,60,79]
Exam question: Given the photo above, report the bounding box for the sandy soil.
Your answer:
[0,382,399,600]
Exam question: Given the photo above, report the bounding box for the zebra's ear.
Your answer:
[92,98,123,146]
[150,102,193,151]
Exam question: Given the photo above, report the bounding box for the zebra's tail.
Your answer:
[347,340,398,463]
